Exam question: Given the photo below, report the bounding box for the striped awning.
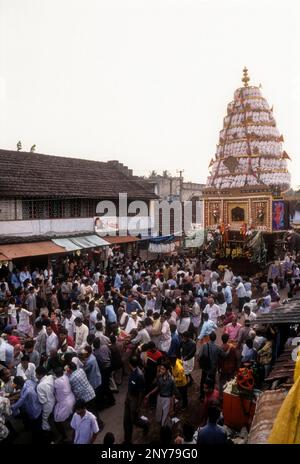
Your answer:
[52,234,109,252]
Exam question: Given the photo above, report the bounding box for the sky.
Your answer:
[0,0,299,186]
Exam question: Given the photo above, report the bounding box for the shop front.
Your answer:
[0,234,110,277]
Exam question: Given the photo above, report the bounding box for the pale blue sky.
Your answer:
[0,0,299,185]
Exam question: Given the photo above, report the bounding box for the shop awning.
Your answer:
[251,299,300,325]
[149,234,175,243]
[104,236,140,245]
[0,241,67,260]
[52,234,110,252]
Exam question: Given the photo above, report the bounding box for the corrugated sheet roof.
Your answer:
[0,241,66,259]
[251,300,300,324]
[104,236,140,244]
[52,235,109,251]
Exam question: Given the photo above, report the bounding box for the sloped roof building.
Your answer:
[0,149,155,200]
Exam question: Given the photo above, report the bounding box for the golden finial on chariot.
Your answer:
[242,67,250,87]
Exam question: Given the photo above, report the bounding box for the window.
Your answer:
[22,200,49,219]
[87,199,97,217]
[49,200,63,218]
[231,206,245,222]
[21,198,97,219]
[70,199,81,217]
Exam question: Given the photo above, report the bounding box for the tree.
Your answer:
[162,170,171,178]
[17,141,22,151]
[149,170,158,179]
[30,144,36,152]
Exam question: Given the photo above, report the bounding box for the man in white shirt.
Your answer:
[130,322,151,346]
[88,305,99,334]
[36,366,55,431]
[294,266,300,279]
[155,276,165,291]
[243,305,257,322]
[235,278,247,312]
[63,310,76,338]
[210,271,219,284]
[71,400,99,444]
[203,297,220,325]
[94,323,110,346]
[16,355,37,382]
[71,303,83,320]
[158,315,172,353]
[211,279,219,295]
[93,270,101,283]
[143,294,156,311]
[19,267,31,286]
[74,318,89,352]
[91,281,98,295]
[0,337,14,366]
[34,321,47,355]
[224,267,234,284]
[177,310,191,335]
[45,324,59,356]
[25,287,37,314]
[44,266,53,285]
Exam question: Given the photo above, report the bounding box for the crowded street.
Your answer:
[1,250,299,445]
[1,0,300,449]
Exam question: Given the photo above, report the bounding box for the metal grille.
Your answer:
[22,199,49,219]
[70,199,81,217]
[49,200,63,218]
[87,199,98,217]
[22,199,85,219]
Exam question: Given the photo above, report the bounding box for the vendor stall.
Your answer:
[223,378,259,431]
[247,306,299,443]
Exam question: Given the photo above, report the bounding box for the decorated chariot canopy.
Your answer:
[206,68,291,192]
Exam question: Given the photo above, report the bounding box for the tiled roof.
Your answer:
[0,149,157,200]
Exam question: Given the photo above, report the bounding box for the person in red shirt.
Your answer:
[98,276,105,296]
[144,341,163,406]
[218,333,238,401]
[57,326,75,348]
[50,312,60,335]
[201,378,220,426]
[3,326,21,346]
[174,299,182,318]
[223,307,235,326]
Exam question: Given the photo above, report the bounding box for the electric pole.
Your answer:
[177,170,184,202]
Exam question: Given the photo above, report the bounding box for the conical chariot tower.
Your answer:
[203,68,291,241]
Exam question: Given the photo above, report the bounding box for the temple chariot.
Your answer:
[202,68,292,265]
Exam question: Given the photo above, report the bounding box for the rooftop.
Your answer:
[0,149,157,200]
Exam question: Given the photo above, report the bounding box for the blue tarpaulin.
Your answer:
[148,235,175,244]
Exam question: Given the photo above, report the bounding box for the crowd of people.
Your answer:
[0,249,299,445]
